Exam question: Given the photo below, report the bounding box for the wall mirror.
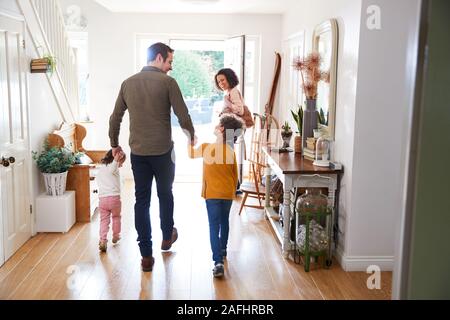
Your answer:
[312,19,338,140]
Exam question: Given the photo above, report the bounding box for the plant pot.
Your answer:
[43,171,68,196]
[294,135,302,154]
[281,131,293,149]
[302,99,318,147]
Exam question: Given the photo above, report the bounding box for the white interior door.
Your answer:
[224,35,245,96]
[0,13,31,266]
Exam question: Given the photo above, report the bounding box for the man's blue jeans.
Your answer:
[205,199,233,264]
[131,148,175,258]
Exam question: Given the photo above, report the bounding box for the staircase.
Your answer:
[17,0,79,123]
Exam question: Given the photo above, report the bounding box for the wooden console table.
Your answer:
[263,148,343,257]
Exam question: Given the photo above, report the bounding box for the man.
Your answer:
[109,42,196,272]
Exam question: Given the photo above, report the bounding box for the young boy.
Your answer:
[188,114,244,277]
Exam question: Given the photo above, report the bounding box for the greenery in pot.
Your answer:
[281,121,292,137]
[43,54,57,75]
[32,141,79,173]
[290,105,303,135]
[317,107,328,126]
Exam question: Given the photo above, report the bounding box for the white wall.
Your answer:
[281,0,362,267]
[59,0,282,178]
[346,0,421,271]
[28,52,65,217]
[282,0,421,271]
[0,0,20,13]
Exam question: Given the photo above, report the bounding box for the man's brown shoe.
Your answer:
[161,227,178,250]
[141,256,155,272]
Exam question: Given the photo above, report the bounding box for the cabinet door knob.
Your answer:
[9,156,15,163]
[93,189,98,193]
[2,157,10,167]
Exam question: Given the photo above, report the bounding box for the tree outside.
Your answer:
[170,50,224,125]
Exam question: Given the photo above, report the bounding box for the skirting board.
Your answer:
[335,247,394,271]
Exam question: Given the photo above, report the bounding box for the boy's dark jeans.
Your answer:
[206,199,233,264]
[131,149,175,258]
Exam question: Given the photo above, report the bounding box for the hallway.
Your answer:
[0,181,391,300]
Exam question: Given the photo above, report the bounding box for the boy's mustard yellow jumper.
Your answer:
[189,143,238,200]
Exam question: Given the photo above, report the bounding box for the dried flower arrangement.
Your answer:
[293,52,329,99]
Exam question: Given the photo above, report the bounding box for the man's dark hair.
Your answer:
[215,68,239,91]
[147,42,174,63]
[101,149,114,165]
[219,114,244,144]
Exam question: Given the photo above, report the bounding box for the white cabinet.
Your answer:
[36,191,76,233]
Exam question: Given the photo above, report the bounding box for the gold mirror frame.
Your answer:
[312,19,338,140]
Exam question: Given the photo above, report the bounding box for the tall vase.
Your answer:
[302,99,318,148]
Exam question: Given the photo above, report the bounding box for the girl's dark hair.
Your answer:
[219,114,244,144]
[101,149,114,165]
[215,68,239,91]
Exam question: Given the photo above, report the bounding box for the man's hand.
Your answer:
[112,146,126,167]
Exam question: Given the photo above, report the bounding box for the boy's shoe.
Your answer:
[235,189,243,196]
[112,235,121,244]
[161,227,178,250]
[99,240,107,252]
[213,263,224,278]
[141,256,155,272]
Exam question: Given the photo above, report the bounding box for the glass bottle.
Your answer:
[295,188,329,252]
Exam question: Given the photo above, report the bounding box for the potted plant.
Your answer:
[30,54,57,75]
[32,141,79,196]
[291,105,303,153]
[281,121,293,150]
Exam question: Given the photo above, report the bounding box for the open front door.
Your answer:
[224,35,246,183]
[0,13,31,266]
[224,35,245,97]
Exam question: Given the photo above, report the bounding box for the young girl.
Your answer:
[215,68,247,195]
[188,114,244,277]
[97,149,124,252]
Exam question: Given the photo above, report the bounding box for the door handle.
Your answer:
[2,157,10,167]
[1,157,15,167]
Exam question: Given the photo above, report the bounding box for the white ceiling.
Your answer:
[94,0,294,14]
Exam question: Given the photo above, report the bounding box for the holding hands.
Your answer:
[112,146,126,167]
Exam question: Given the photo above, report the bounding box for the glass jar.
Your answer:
[295,188,328,215]
[313,136,330,167]
[295,188,330,252]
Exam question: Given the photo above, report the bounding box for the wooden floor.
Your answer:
[0,180,391,300]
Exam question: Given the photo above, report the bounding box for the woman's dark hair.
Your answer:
[219,114,244,144]
[215,68,239,91]
[147,42,174,63]
[101,149,114,165]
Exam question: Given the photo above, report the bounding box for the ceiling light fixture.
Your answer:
[178,0,221,5]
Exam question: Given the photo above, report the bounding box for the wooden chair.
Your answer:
[238,114,280,215]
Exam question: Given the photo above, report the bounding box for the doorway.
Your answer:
[136,35,261,183]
